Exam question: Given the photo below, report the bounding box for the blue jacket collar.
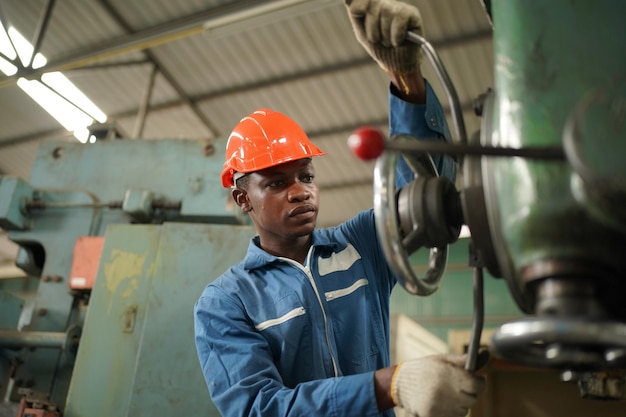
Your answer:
[242,230,346,270]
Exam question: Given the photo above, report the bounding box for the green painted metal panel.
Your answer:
[64,222,255,416]
[489,0,626,280]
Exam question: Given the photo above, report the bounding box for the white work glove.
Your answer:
[344,0,423,73]
[391,354,486,417]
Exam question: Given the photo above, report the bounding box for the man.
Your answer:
[194,1,486,416]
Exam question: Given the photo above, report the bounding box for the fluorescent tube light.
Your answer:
[7,27,46,68]
[0,21,17,75]
[0,57,17,75]
[42,72,107,123]
[17,78,94,138]
[0,25,108,142]
[0,20,16,60]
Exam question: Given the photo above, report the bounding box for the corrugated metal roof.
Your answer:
[0,0,494,228]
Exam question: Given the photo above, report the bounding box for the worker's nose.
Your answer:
[287,182,310,202]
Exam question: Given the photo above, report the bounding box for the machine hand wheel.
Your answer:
[373,134,449,296]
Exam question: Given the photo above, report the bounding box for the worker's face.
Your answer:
[233,158,319,243]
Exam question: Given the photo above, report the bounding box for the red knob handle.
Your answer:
[347,126,385,160]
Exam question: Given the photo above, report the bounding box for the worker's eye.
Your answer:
[302,175,314,183]
[268,180,285,188]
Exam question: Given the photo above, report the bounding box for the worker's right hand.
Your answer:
[391,354,486,417]
[344,0,423,73]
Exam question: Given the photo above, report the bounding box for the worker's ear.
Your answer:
[232,189,252,212]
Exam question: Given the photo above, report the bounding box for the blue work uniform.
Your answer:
[194,80,456,417]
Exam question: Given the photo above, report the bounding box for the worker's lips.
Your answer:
[289,204,316,218]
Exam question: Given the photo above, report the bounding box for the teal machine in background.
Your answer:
[0,138,255,416]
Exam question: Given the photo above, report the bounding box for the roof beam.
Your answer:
[110,28,491,119]
[0,0,315,88]
[26,0,57,68]
[0,98,475,149]
[97,0,221,136]
[0,27,489,148]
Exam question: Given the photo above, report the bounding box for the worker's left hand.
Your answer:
[391,353,486,417]
[344,0,423,73]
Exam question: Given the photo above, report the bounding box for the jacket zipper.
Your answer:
[280,249,339,377]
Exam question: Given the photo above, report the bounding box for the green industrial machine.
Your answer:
[485,0,626,370]
[371,0,626,402]
[1,0,625,415]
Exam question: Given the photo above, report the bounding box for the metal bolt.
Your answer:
[37,308,47,316]
[53,275,63,283]
[52,147,63,159]
[473,88,493,117]
[203,143,215,156]
[42,275,51,282]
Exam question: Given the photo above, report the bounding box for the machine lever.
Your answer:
[406,31,467,146]
[383,139,565,160]
[465,266,485,371]
[464,240,486,372]
[407,29,488,371]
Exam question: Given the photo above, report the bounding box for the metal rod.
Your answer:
[132,64,158,138]
[0,50,14,65]
[26,201,123,210]
[465,266,485,371]
[387,136,566,160]
[25,200,182,210]
[152,200,182,210]
[26,0,57,69]
[0,330,66,349]
[0,0,23,71]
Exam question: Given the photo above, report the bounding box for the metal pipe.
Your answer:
[465,266,485,371]
[0,329,66,349]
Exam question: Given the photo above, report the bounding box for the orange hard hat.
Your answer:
[221,108,326,188]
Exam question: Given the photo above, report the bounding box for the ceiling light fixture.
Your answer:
[0,23,107,143]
